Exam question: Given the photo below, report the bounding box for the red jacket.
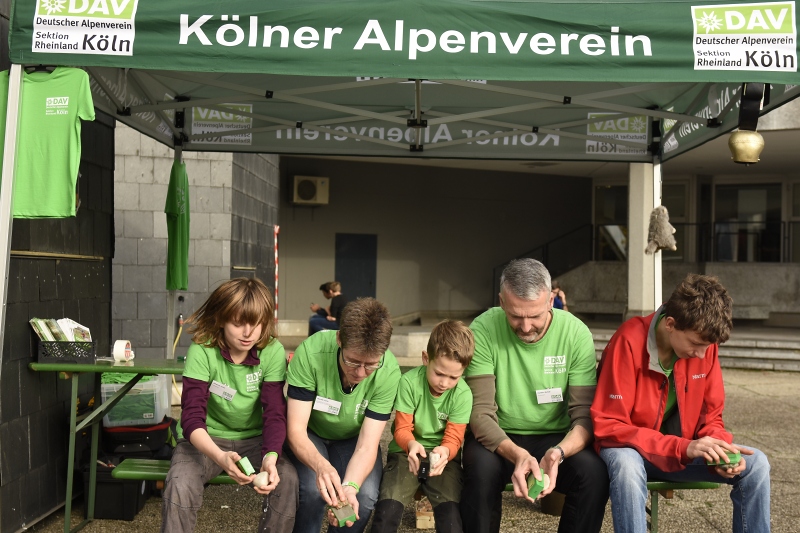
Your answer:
[591,310,732,472]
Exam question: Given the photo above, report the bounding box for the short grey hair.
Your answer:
[500,259,552,300]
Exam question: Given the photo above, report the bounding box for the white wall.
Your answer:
[278,157,593,321]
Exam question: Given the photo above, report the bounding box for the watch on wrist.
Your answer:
[551,445,565,464]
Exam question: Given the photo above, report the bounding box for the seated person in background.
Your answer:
[591,273,770,533]
[371,320,475,533]
[309,281,348,335]
[551,280,567,312]
[286,297,401,533]
[161,278,297,533]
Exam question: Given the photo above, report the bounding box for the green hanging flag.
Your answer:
[165,161,189,291]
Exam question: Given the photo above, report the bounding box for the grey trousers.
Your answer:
[161,436,298,532]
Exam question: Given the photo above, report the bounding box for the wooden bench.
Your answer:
[111,458,238,485]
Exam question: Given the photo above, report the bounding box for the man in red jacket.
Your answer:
[591,274,770,533]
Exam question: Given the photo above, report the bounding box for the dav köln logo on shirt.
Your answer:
[543,355,567,375]
[32,0,139,56]
[46,96,69,115]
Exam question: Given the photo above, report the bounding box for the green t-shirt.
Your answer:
[178,340,286,440]
[288,330,401,440]
[466,307,596,435]
[387,365,473,454]
[0,68,95,218]
[165,161,190,291]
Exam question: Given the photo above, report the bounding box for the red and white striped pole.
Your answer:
[274,225,280,319]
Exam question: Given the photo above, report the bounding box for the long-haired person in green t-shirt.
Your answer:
[286,298,401,533]
[161,278,297,533]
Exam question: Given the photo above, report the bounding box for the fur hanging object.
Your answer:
[645,205,677,254]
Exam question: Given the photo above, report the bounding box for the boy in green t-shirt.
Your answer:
[371,320,475,533]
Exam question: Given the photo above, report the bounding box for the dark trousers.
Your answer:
[460,433,608,533]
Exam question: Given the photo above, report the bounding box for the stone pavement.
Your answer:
[26,368,800,533]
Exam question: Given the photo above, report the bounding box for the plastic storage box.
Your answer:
[101,374,169,427]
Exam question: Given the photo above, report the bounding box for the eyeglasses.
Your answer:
[339,349,383,371]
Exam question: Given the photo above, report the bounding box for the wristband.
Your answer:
[550,445,565,464]
[264,451,278,460]
[342,481,360,493]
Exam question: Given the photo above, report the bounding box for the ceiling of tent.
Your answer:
[9,0,800,162]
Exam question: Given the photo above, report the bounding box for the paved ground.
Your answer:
[27,368,800,533]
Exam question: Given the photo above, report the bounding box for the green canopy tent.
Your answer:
[2,0,799,349]
[1,2,797,526]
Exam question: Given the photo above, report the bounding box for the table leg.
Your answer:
[64,373,78,533]
[85,372,101,520]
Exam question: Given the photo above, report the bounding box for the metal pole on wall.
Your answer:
[0,64,25,387]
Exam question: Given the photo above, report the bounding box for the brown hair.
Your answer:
[186,277,277,350]
[328,281,342,292]
[427,320,474,368]
[664,274,733,344]
[338,298,392,356]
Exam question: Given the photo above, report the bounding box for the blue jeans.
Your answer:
[600,446,770,533]
[309,314,339,336]
[288,429,383,533]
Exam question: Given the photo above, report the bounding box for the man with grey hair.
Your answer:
[460,259,608,533]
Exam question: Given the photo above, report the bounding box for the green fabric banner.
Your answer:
[11,0,800,84]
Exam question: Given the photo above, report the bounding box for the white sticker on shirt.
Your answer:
[313,396,342,416]
[209,380,237,401]
[536,387,564,404]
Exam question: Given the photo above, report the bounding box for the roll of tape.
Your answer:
[113,340,134,362]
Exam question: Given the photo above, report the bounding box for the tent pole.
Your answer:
[165,144,183,359]
[653,156,663,310]
[414,79,422,149]
[0,64,24,390]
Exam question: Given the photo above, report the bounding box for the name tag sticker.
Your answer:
[209,380,237,401]
[536,387,564,404]
[313,396,342,416]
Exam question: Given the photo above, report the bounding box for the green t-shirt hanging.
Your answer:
[466,307,596,435]
[0,67,95,218]
[288,330,401,440]
[165,161,190,291]
[178,340,286,440]
[387,365,473,454]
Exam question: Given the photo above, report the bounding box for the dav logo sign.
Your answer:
[33,0,139,56]
[245,369,263,392]
[45,96,69,115]
[692,2,797,72]
[586,113,648,155]
[192,104,254,146]
[543,355,567,375]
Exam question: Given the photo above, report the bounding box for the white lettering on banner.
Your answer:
[692,2,797,72]
[586,112,648,155]
[543,354,567,375]
[271,122,561,150]
[32,0,138,55]
[177,15,653,61]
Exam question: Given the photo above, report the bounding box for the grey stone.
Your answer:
[190,213,210,240]
[138,292,167,320]
[112,292,137,320]
[123,265,153,293]
[188,266,210,294]
[124,211,154,238]
[137,238,167,266]
[208,267,230,289]
[121,319,151,347]
[194,239,223,267]
[138,183,169,211]
[113,238,138,266]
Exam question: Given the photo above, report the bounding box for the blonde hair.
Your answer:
[186,277,277,351]
[427,320,475,368]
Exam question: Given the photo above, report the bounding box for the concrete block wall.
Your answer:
[113,125,280,359]
[113,124,235,359]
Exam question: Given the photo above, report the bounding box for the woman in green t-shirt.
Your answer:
[161,278,297,533]
[286,298,401,533]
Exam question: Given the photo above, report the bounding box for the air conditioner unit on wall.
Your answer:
[292,176,329,206]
